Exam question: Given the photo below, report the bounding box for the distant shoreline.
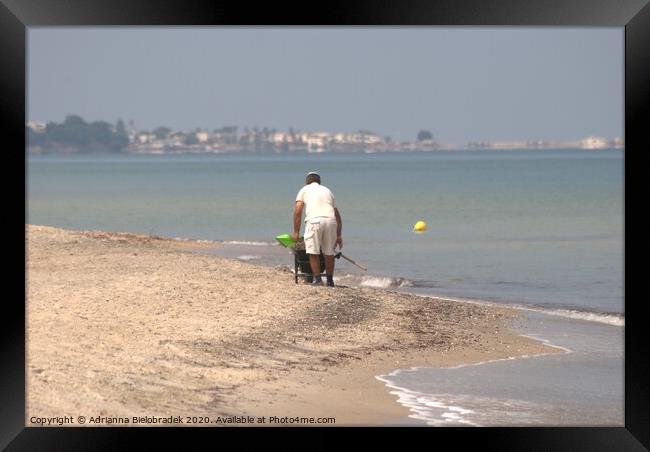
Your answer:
[26,146,623,156]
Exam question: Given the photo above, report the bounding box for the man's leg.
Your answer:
[324,255,335,276]
[321,218,337,286]
[309,254,322,284]
[305,222,322,284]
[324,254,335,286]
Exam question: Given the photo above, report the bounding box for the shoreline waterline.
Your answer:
[204,237,624,328]
[376,312,623,426]
[374,330,575,426]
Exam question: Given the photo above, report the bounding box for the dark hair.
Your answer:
[306,173,321,185]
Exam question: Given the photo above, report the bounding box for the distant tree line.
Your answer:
[27,115,439,154]
[28,115,130,153]
[417,130,434,141]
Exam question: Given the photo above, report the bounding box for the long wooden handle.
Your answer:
[338,252,367,271]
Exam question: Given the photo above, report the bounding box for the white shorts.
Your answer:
[304,217,337,255]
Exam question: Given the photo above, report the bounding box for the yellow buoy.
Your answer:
[413,220,427,232]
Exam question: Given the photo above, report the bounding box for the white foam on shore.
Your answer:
[337,274,414,289]
[360,276,413,289]
[221,240,275,246]
[376,335,572,426]
[236,255,261,261]
[376,383,479,426]
[407,293,624,327]
[523,308,624,326]
[172,237,215,243]
[381,386,547,426]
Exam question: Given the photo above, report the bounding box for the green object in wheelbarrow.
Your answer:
[275,233,296,248]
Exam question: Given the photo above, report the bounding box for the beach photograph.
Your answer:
[25,27,624,428]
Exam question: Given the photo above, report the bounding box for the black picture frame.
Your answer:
[5,0,648,449]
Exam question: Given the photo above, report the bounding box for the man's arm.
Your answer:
[334,207,343,249]
[292,201,304,242]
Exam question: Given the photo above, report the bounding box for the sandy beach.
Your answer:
[26,225,558,426]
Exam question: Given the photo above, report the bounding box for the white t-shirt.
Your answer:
[295,182,336,222]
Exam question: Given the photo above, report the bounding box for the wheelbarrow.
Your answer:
[293,240,326,284]
[275,233,367,284]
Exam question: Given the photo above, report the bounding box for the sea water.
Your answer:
[377,312,624,426]
[27,149,624,425]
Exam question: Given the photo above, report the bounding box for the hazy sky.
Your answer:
[28,27,623,143]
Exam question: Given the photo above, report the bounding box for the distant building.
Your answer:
[332,132,382,145]
[137,133,152,144]
[491,141,528,149]
[271,132,292,144]
[161,131,184,148]
[364,134,382,145]
[28,121,46,133]
[302,132,331,151]
[580,136,608,149]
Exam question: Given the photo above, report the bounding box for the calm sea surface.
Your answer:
[27,150,624,426]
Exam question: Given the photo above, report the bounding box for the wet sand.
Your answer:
[26,225,558,426]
